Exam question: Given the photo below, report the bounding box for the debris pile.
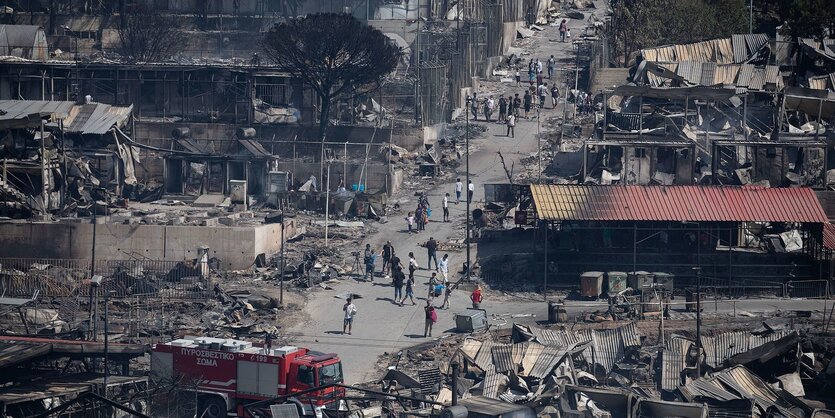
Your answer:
[377,321,835,417]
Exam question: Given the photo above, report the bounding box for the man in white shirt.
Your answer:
[442,193,450,222]
[455,178,463,204]
[342,297,357,335]
[438,254,450,282]
[467,180,475,203]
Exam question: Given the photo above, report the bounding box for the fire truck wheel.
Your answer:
[197,395,227,418]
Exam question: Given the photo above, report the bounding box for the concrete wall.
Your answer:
[0,221,292,270]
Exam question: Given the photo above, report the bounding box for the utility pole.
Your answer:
[537,106,542,181]
[279,211,285,306]
[696,268,702,376]
[415,0,421,125]
[465,95,472,280]
[325,162,331,247]
[749,0,753,34]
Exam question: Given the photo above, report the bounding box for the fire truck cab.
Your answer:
[151,337,344,418]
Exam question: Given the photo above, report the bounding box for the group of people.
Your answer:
[405,193,432,234]
[349,236,485,338]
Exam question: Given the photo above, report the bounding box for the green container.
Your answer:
[607,271,627,294]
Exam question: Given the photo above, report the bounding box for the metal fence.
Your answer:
[0,258,213,300]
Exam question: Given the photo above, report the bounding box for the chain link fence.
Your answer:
[0,258,213,300]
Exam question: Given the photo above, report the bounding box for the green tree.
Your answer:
[777,0,835,40]
[262,13,400,137]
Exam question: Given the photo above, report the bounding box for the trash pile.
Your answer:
[377,321,835,417]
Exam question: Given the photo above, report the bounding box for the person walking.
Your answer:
[381,241,394,277]
[536,59,543,74]
[401,269,416,306]
[392,267,405,304]
[528,70,536,86]
[408,252,417,280]
[498,96,507,122]
[364,245,376,281]
[471,285,483,309]
[551,84,560,108]
[442,193,450,222]
[506,113,516,138]
[538,82,548,109]
[536,71,544,86]
[439,285,452,309]
[547,55,555,79]
[467,180,474,203]
[425,237,439,270]
[423,300,436,337]
[559,19,567,42]
[455,178,463,204]
[470,92,479,121]
[439,254,450,283]
[515,69,521,86]
[523,90,532,118]
[406,211,415,234]
[342,297,357,335]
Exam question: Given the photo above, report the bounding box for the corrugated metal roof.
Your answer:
[749,67,765,90]
[0,100,132,134]
[700,62,717,85]
[518,342,544,377]
[460,339,482,363]
[824,223,835,250]
[641,35,758,65]
[481,370,506,399]
[732,34,748,63]
[590,328,624,373]
[475,341,496,372]
[702,330,792,368]
[661,336,693,391]
[491,344,514,373]
[530,185,828,223]
[619,322,641,347]
[716,366,808,418]
[702,331,750,368]
[528,345,571,379]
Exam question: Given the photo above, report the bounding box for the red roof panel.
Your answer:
[530,185,828,223]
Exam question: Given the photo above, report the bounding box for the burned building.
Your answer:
[529,184,832,291]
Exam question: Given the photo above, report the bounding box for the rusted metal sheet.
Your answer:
[745,33,769,56]
[491,344,514,374]
[530,185,828,223]
[824,223,835,250]
[580,271,604,298]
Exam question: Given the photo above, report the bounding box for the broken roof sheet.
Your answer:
[799,37,835,62]
[0,100,132,134]
[641,61,780,91]
[702,330,792,368]
[530,185,829,223]
[681,365,811,418]
[661,336,693,391]
[642,34,767,64]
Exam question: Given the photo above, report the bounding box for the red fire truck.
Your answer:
[151,337,345,418]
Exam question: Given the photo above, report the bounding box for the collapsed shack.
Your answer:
[0,100,138,219]
[376,321,835,418]
[0,336,148,417]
